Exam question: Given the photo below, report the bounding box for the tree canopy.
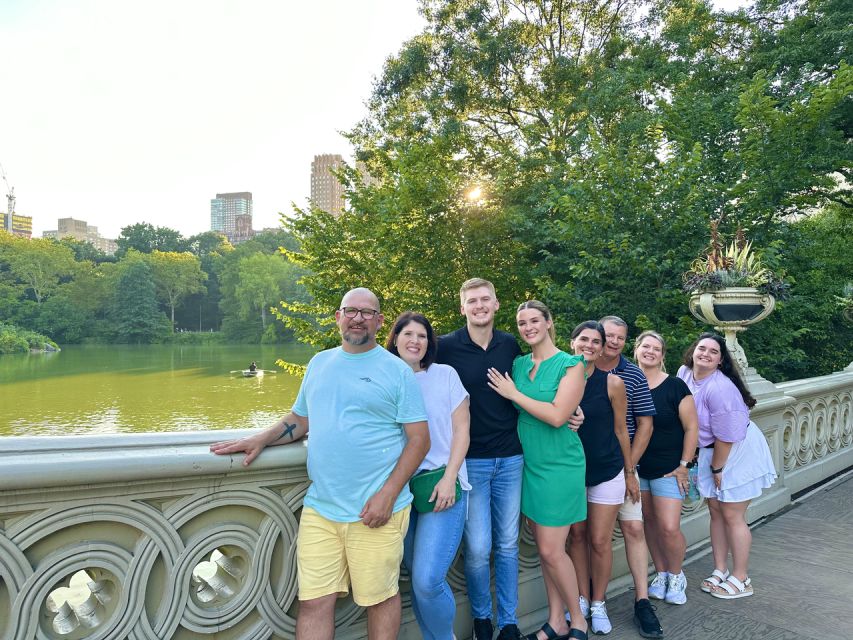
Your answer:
[115,223,188,257]
[0,228,305,345]
[147,250,207,331]
[279,0,853,378]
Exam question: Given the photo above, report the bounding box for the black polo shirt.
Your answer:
[436,326,522,458]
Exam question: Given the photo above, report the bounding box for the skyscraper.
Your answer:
[310,154,345,216]
[210,192,253,242]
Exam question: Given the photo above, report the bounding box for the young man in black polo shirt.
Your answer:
[436,278,524,640]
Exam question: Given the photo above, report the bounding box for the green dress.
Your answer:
[512,350,587,527]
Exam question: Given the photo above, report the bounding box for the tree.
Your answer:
[106,256,169,343]
[219,249,308,342]
[115,223,188,257]
[147,251,207,331]
[182,231,233,331]
[32,260,107,344]
[281,137,531,349]
[740,204,853,380]
[277,0,852,379]
[3,236,76,305]
[229,254,288,329]
[35,292,94,344]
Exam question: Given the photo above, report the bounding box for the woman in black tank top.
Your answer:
[566,321,633,634]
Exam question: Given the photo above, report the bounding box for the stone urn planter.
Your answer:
[688,287,776,327]
[682,223,790,395]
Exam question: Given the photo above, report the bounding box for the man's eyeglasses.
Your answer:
[340,307,380,319]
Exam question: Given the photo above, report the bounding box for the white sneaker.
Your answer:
[565,595,591,623]
[665,571,687,605]
[648,571,668,600]
[590,600,612,635]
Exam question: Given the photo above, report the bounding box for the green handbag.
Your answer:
[409,465,462,513]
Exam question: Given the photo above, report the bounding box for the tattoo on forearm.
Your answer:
[277,421,297,441]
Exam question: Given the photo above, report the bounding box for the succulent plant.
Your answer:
[682,222,789,299]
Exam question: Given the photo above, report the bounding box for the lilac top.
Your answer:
[677,366,749,447]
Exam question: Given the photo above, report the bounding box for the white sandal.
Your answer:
[710,575,753,599]
[701,569,729,593]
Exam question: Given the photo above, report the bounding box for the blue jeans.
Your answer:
[463,455,523,628]
[403,490,468,640]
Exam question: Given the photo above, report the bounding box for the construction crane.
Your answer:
[0,163,15,232]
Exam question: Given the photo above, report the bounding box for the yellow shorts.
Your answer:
[296,506,410,607]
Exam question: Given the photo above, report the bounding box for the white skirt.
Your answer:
[697,422,777,503]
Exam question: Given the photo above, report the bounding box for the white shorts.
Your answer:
[587,469,626,505]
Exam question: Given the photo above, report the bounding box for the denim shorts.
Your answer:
[639,475,684,500]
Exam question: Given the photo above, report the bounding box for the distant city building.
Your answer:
[232,213,256,245]
[43,217,117,255]
[211,192,253,242]
[310,154,345,216]
[2,212,32,238]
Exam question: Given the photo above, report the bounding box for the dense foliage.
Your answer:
[0,322,58,354]
[0,226,307,345]
[280,0,852,379]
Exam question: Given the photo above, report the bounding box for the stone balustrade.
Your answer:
[776,363,853,493]
[1,362,852,640]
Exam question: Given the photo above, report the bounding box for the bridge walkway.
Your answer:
[550,471,853,640]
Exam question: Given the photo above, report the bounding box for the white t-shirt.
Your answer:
[415,364,471,490]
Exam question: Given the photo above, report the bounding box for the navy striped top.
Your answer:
[607,355,656,441]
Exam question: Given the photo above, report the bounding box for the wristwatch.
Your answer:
[710,465,724,474]
[679,459,691,468]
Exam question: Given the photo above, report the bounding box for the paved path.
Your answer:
[557,471,853,640]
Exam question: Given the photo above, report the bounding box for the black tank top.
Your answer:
[578,367,625,486]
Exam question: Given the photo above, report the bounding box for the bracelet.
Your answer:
[710,465,724,474]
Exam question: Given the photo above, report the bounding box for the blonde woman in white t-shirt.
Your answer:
[387,311,471,640]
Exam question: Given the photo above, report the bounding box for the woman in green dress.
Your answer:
[487,300,588,640]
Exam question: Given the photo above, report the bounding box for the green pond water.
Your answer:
[0,344,315,437]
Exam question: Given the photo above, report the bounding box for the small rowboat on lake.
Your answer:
[242,369,262,377]
[230,369,276,377]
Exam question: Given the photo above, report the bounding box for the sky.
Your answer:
[1,0,745,241]
[0,0,426,239]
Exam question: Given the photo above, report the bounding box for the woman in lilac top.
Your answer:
[677,333,775,601]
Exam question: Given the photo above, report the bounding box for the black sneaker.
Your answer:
[634,599,663,639]
[497,624,523,640]
[474,618,494,640]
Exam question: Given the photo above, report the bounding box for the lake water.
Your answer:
[0,344,315,437]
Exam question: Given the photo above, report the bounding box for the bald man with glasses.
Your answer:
[212,288,430,640]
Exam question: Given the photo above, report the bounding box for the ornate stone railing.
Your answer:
[1,362,851,640]
[776,363,853,493]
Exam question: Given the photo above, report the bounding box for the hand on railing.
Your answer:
[210,434,267,466]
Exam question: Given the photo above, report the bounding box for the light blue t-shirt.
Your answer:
[292,345,428,522]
